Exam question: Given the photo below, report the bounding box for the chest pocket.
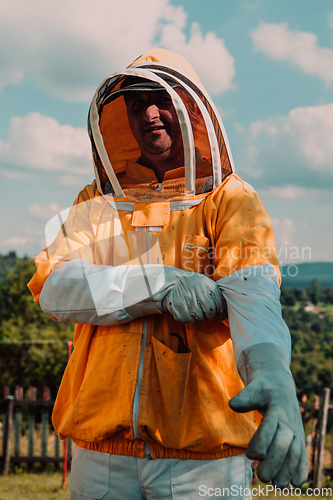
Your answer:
[182,235,214,277]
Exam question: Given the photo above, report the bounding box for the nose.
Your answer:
[143,103,160,121]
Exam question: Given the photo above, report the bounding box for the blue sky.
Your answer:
[1,0,332,264]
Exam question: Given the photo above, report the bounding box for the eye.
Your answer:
[158,96,172,104]
[130,98,145,112]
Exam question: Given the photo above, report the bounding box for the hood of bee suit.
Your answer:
[88,48,234,198]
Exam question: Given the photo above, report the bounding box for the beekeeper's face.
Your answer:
[126,90,183,167]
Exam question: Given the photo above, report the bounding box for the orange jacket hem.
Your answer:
[73,437,246,460]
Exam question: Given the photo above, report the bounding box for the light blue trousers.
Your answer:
[70,444,252,500]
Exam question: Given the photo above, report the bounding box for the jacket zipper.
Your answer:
[132,227,150,439]
[132,318,147,439]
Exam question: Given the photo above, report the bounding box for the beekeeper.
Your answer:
[28,48,308,500]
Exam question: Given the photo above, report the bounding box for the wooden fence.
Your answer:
[300,387,333,487]
[1,385,332,487]
[0,385,72,475]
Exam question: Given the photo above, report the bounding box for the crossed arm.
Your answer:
[34,185,308,488]
[39,257,308,488]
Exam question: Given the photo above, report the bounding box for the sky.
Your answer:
[0,0,332,265]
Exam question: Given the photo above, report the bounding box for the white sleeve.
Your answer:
[216,264,291,381]
[39,259,177,325]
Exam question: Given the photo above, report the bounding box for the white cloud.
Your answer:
[260,186,306,200]
[0,113,91,175]
[0,236,33,247]
[28,202,66,221]
[0,167,25,179]
[271,218,314,264]
[271,218,305,264]
[272,218,295,248]
[0,0,235,101]
[250,22,333,84]
[242,103,333,189]
[159,20,235,95]
[241,0,261,12]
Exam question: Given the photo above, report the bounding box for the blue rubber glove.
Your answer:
[229,343,308,488]
[162,272,227,324]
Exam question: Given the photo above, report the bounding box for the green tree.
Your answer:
[0,259,74,397]
[308,279,321,305]
[322,287,333,304]
[280,286,296,306]
[0,251,22,283]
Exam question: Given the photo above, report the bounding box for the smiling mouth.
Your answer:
[144,125,165,134]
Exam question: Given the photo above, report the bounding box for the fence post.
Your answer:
[3,396,14,475]
[28,386,37,472]
[68,438,72,465]
[314,388,331,488]
[41,386,51,471]
[2,387,10,460]
[301,394,307,424]
[310,395,319,482]
[62,340,73,490]
[331,418,333,471]
[55,429,60,462]
[14,386,23,458]
[54,385,60,472]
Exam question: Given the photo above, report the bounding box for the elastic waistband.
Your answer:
[73,436,246,461]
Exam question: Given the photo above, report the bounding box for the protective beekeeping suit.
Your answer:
[28,48,308,499]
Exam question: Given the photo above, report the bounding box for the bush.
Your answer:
[0,258,73,397]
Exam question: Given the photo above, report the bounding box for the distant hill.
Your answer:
[0,252,332,288]
[280,262,333,288]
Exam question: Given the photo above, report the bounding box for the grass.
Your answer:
[252,479,333,499]
[0,470,332,500]
[0,473,332,500]
[0,429,331,499]
[0,472,70,500]
[0,426,71,499]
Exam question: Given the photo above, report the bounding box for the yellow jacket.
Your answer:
[28,49,290,460]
